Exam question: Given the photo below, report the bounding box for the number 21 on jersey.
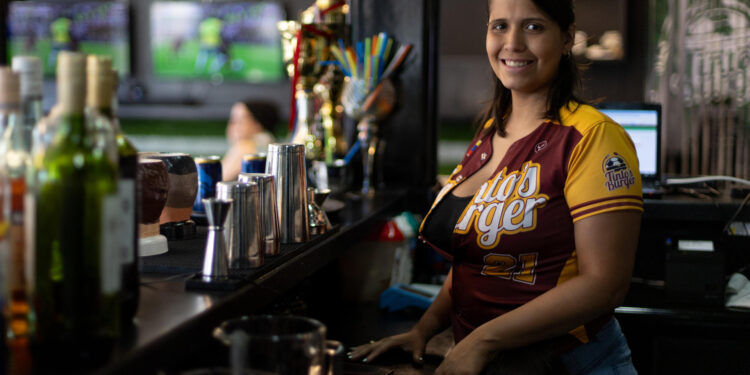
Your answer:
[481,252,538,285]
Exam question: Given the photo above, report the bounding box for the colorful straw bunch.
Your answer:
[328,32,412,92]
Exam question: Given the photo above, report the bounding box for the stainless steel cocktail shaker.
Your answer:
[216,181,263,269]
[266,143,309,243]
[238,173,281,256]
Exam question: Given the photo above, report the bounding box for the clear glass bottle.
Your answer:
[27,51,120,369]
[0,67,19,369]
[85,56,139,329]
[4,56,43,341]
[12,57,43,152]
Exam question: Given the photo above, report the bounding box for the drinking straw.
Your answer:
[364,37,372,89]
[376,32,387,61]
[361,81,384,113]
[371,55,380,88]
[329,45,350,76]
[379,37,392,79]
[338,39,348,63]
[343,139,361,165]
[356,42,364,66]
[346,47,358,78]
[381,44,412,80]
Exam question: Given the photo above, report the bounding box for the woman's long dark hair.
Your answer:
[478,0,584,137]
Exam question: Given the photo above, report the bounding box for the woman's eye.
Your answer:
[490,22,506,31]
[525,23,544,31]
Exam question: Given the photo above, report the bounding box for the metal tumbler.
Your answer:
[266,143,309,243]
[238,173,280,256]
[216,181,264,269]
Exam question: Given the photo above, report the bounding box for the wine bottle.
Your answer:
[27,51,120,369]
[86,55,139,329]
[0,67,18,375]
[3,56,43,341]
[11,57,43,151]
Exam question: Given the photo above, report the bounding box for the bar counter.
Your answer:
[92,189,407,374]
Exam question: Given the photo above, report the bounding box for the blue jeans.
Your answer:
[560,317,638,375]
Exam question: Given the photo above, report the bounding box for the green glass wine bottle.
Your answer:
[86,56,139,330]
[27,51,121,369]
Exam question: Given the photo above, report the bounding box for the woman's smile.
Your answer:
[501,59,534,69]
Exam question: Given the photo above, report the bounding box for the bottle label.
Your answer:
[118,179,135,264]
[101,194,121,294]
[10,178,26,292]
[24,193,35,292]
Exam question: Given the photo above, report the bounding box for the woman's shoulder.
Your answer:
[559,102,621,135]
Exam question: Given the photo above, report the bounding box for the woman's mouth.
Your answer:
[502,59,532,68]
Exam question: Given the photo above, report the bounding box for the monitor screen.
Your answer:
[150,1,285,82]
[6,1,131,76]
[599,104,661,178]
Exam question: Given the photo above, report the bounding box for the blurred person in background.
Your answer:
[221,100,279,181]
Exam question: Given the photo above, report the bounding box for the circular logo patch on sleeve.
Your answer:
[602,153,636,191]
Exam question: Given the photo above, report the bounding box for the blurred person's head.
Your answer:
[226,100,279,143]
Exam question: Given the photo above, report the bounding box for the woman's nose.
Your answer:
[503,27,525,52]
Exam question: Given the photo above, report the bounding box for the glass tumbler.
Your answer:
[214,315,333,375]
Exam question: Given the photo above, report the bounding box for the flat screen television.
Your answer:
[6,1,131,77]
[150,1,286,82]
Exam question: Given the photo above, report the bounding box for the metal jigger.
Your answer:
[341,78,396,196]
[202,198,233,281]
[307,187,331,235]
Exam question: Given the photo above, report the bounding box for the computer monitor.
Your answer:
[598,103,662,182]
[6,1,131,77]
[149,1,285,82]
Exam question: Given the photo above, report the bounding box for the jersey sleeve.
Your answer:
[565,120,643,222]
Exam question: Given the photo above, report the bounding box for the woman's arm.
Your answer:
[413,266,455,344]
[349,267,454,363]
[437,210,641,374]
[221,140,256,181]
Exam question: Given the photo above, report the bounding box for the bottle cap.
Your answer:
[57,51,87,115]
[0,67,21,106]
[11,56,43,98]
[86,55,114,109]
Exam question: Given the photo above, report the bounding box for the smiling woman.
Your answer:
[348,0,643,374]
[485,0,571,98]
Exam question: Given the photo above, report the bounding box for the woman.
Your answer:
[221,100,278,181]
[348,0,642,374]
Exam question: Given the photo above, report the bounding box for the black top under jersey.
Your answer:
[422,192,473,251]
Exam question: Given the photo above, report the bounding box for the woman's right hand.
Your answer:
[347,328,427,365]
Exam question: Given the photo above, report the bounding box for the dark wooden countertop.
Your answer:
[93,189,407,374]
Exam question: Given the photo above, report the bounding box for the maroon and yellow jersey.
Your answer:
[419,102,643,348]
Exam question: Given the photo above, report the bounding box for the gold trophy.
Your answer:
[277,0,348,164]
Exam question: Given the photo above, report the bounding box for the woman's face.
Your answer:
[486,0,573,97]
[227,102,258,142]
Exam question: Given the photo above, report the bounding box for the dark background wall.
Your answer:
[2,0,647,121]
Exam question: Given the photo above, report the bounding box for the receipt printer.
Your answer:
[665,240,725,306]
